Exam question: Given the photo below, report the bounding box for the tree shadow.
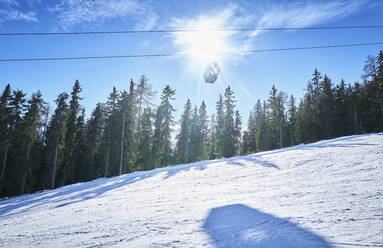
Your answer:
[203,204,333,248]
[1,133,380,217]
[0,160,218,217]
[228,155,280,170]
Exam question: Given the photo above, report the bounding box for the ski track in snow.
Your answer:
[0,133,383,247]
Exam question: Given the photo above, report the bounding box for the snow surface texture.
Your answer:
[0,133,383,248]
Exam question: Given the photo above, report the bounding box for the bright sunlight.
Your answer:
[173,18,229,66]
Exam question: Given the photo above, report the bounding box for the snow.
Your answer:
[1,133,383,247]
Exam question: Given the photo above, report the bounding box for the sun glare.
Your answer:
[176,19,228,66]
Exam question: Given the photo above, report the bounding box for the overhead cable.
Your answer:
[0,42,382,62]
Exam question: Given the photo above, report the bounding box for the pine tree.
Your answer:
[215,95,224,157]
[84,103,104,180]
[176,99,192,164]
[152,85,175,167]
[136,75,155,130]
[0,84,12,183]
[222,86,237,158]
[62,80,82,185]
[73,109,87,182]
[241,130,250,155]
[317,74,334,139]
[208,114,216,159]
[333,79,350,137]
[20,91,46,194]
[234,110,242,155]
[136,107,153,170]
[256,101,269,152]
[123,80,137,173]
[46,92,69,189]
[189,106,200,162]
[246,108,257,153]
[103,87,119,177]
[287,95,297,146]
[198,101,209,160]
[2,90,26,195]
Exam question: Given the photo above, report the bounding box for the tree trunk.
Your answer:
[378,97,383,120]
[51,137,59,189]
[104,146,110,178]
[279,124,283,148]
[119,111,126,175]
[0,143,10,181]
[21,142,31,194]
[354,105,359,134]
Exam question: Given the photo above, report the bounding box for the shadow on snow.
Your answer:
[0,133,380,217]
[203,204,333,248]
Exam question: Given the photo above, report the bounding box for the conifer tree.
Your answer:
[176,99,192,163]
[103,87,119,177]
[256,101,269,151]
[62,80,82,185]
[208,114,216,160]
[123,80,137,173]
[317,75,334,138]
[198,101,209,160]
[222,86,237,158]
[84,103,104,180]
[20,91,46,194]
[234,110,242,155]
[47,92,69,189]
[136,75,155,130]
[246,108,257,153]
[152,85,175,167]
[136,107,153,170]
[215,95,224,157]
[0,84,12,183]
[287,95,297,146]
[73,109,87,182]
[189,106,200,162]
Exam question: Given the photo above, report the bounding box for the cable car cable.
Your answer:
[0,42,382,62]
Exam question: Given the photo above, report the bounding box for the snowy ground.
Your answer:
[0,133,383,248]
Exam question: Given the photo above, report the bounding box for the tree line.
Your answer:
[0,50,382,198]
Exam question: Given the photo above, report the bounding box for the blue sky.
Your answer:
[0,0,383,123]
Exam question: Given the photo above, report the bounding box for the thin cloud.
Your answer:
[257,0,374,29]
[50,0,158,30]
[0,0,38,25]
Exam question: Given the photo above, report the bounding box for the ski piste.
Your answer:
[0,133,382,247]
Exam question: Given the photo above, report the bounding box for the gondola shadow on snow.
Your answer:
[203,204,333,248]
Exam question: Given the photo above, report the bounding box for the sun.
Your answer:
[174,19,228,66]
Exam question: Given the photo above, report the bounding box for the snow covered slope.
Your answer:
[0,133,383,248]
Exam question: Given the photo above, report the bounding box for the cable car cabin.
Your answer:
[203,62,220,84]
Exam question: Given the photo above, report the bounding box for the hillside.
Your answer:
[0,133,382,248]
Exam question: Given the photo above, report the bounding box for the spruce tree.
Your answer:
[46,92,69,189]
[136,75,155,130]
[208,114,216,160]
[287,95,297,146]
[103,87,119,177]
[136,107,153,170]
[20,91,46,194]
[198,101,209,160]
[234,110,242,155]
[84,103,104,180]
[62,80,82,185]
[176,99,192,164]
[152,85,175,167]
[0,84,12,183]
[222,86,237,158]
[215,95,224,157]
[189,106,200,162]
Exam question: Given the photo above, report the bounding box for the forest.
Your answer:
[0,50,382,198]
